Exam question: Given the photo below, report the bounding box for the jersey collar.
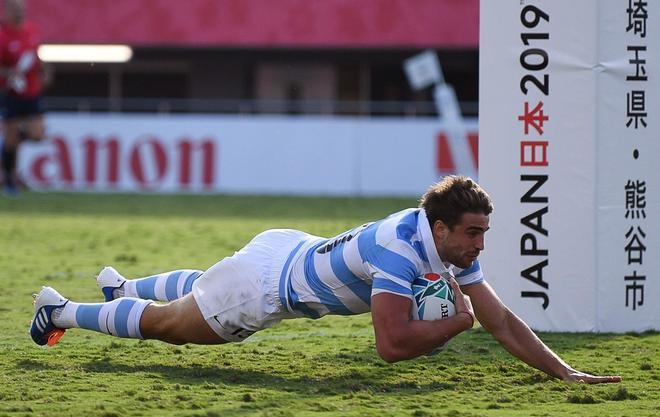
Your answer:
[417,209,453,277]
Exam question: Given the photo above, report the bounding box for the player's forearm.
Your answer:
[494,312,573,379]
[16,51,36,73]
[376,313,473,363]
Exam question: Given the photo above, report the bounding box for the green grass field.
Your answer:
[0,193,658,417]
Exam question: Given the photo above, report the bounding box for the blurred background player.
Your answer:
[0,0,46,196]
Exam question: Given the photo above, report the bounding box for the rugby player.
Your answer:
[0,0,45,196]
[30,175,621,384]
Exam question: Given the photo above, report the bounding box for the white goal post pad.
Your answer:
[479,0,659,332]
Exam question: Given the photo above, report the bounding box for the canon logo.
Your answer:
[26,135,217,190]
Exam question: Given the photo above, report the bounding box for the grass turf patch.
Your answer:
[1,192,658,417]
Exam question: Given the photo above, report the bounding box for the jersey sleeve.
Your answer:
[454,260,485,286]
[365,241,420,299]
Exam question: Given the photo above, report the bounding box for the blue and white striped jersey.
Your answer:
[277,208,484,319]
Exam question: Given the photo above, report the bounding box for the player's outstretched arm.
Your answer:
[562,369,622,384]
[371,287,474,363]
[462,282,622,384]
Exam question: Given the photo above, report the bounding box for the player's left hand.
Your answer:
[8,72,26,93]
[562,370,622,384]
[447,276,475,328]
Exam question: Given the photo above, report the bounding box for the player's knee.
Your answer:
[28,130,45,141]
[3,130,20,147]
[140,304,188,343]
[153,322,188,345]
[26,125,45,141]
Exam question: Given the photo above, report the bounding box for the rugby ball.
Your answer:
[411,273,456,321]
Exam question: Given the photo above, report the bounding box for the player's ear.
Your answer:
[433,220,449,239]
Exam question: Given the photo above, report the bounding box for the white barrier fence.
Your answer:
[18,113,478,196]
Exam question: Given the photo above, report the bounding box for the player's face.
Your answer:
[434,212,490,268]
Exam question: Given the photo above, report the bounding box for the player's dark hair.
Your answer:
[419,175,493,230]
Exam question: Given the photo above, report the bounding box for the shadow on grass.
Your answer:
[430,327,658,356]
[16,328,650,397]
[15,330,654,395]
[16,357,457,395]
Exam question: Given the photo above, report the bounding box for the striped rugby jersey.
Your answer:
[278,208,484,319]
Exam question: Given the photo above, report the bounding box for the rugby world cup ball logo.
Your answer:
[412,273,456,321]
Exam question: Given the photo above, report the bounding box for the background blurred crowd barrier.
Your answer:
[18,113,478,196]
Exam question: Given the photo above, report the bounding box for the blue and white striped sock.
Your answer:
[54,298,152,339]
[123,270,203,302]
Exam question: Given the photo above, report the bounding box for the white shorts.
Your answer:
[191,229,308,342]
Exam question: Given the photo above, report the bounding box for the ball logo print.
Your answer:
[412,273,456,321]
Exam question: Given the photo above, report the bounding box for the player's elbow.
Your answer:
[376,346,405,363]
[375,338,410,363]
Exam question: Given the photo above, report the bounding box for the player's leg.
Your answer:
[139,292,227,344]
[30,286,150,346]
[22,112,45,141]
[97,266,203,302]
[0,91,9,194]
[31,230,309,347]
[30,286,227,346]
[1,95,39,195]
[1,118,20,195]
[2,98,45,195]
